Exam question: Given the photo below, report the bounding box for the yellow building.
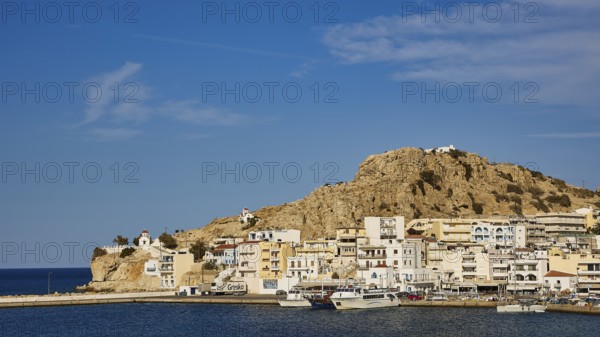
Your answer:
[258,241,292,279]
[548,248,600,294]
[335,227,367,261]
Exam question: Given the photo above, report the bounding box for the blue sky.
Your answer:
[1,0,599,267]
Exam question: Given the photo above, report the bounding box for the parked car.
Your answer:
[275,290,287,296]
[408,293,423,301]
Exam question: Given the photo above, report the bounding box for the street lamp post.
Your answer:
[47,272,52,295]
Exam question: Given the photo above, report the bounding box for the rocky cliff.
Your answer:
[178,147,600,243]
[83,250,160,293]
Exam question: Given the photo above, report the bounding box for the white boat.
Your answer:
[331,285,400,310]
[497,299,546,313]
[430,292,449,301]
[278,284,337,307]
[278,286,311,307]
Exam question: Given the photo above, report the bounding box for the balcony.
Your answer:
[289,266,310,271]
[358,254,387,259]
[239,264,257,271]
[271,266,280,271]
[463,270,477,276]
[578,270,600,276]
[462,261,477,267]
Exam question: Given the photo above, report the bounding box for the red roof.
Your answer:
[213,244,238,251]
[544,270,576,277]
[405,235,425,239]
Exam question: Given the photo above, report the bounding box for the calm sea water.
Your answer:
[1,303,599,337]
[0,268,91,296]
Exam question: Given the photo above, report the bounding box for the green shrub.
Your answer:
[416,180,426,195]
[120,247,136,258]
[331,272,340,279]
[495,194,510,203]
[507,184,524,194]
[509,195,522,205]
[189,240,207,262]
[527,186,544,197]
[472,202,484,215]
[448,149,467,159]
[203,261,217,270]
[552,178,567,190]
[92,247,108,261]
[530,199,550,213]
[461,162,473,181]
[546,194,571,208]
[159,232,178,249]
[499,172,514,182]
[420,170,442,190]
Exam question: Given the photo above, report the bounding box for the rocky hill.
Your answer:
[177,147,600,244]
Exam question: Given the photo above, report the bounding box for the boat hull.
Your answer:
[332,297,401,310]
[278,299,311,307]
[497,304,546,313]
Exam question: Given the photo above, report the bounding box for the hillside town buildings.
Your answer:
[113,205,600,296]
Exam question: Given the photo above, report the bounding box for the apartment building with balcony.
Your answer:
[470,221,515,247]
[536,212,586,236]
[236,241,261,278]
[157,252,194,289]
[335,227,368,266]
[506,248,547,294]
[364,216,405,246]
[287,240,336,280]
[258,241,291,279]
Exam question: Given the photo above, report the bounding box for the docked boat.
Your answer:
[497,299,546,313]
[331,285,401,310]
[429,292,449,301]
[278,286,311,307]
[278,283,338,307]
[308,291,336,309]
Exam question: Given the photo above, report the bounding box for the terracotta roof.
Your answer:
[142,229,149,233]
[405,235,425,239]
[544,270,576,277]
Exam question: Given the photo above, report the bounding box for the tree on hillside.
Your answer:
[189,240,207,262]
[159,232,178,249]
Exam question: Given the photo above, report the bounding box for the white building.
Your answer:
[425,144,456,153]
[470,221,515,247]
[543,270,577,294]
[365,216,405,246]
[248,229,301,243]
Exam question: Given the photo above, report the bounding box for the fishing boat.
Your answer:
[331,285,401,310]
[308,291,336,309]
[278,286,312,307]
[278,283,339,307]
[497,299,546,313]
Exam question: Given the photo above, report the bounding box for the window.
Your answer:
[394,260,398,266]
[394,250,398,255]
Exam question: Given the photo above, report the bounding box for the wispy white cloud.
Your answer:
[77,62,151,126]
[160,100,245,126]
[86,128,142,141]
[526,132,600,139]
[291,60,318,78]
[320,1,600,106]
[73,63,252,141]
